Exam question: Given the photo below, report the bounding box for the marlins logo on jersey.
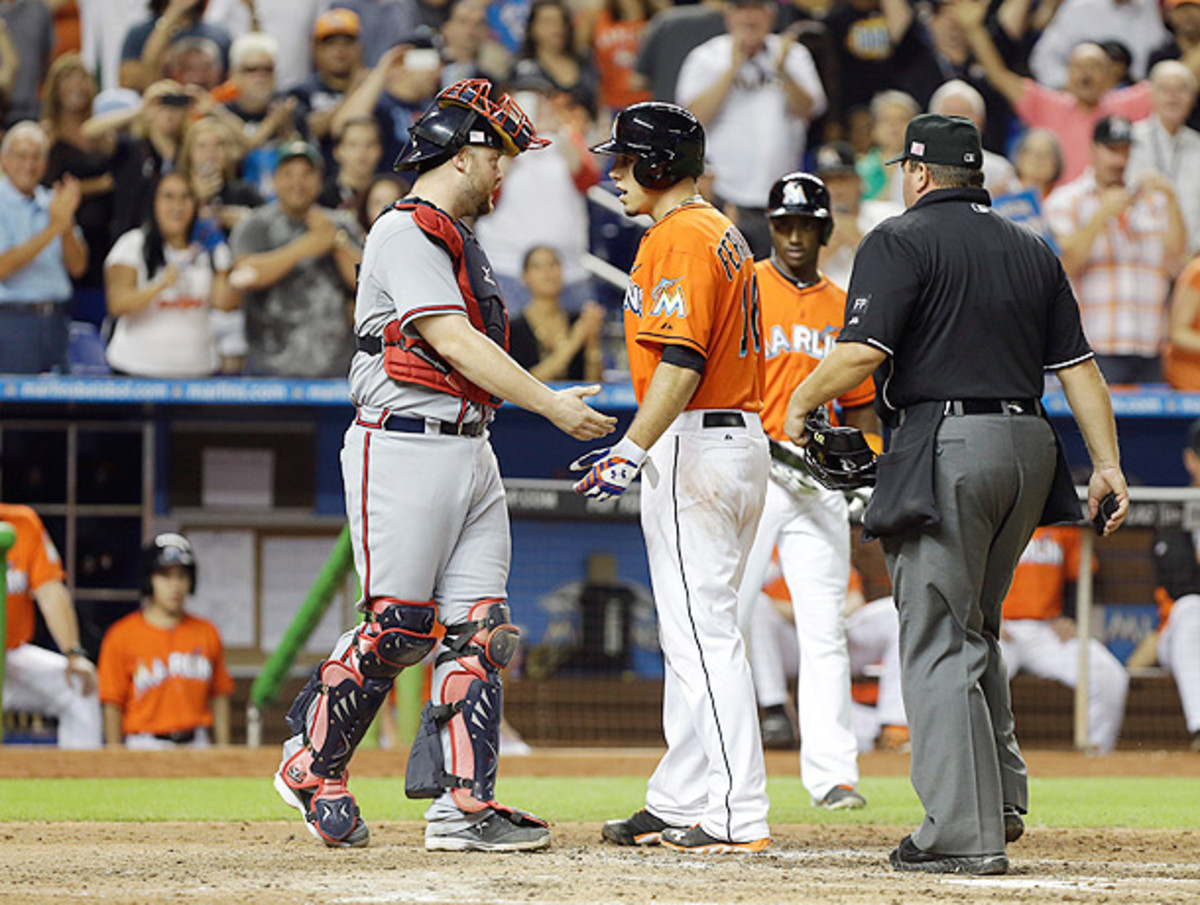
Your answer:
[650,276,687,317]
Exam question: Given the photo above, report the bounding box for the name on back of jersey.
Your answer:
[766,322,838,361]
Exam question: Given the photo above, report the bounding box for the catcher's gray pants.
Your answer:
[882,413,1055,856]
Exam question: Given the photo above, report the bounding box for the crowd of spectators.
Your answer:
[1,0,1200,388]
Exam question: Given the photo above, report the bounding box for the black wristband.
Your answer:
[66,646,88,659]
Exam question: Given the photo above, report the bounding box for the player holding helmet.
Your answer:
[273,78,615,852]
[736,172,879,811]
[578,101,771,854]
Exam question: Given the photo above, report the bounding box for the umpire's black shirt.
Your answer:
[837,187,1093,423]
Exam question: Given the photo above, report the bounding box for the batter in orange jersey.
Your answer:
[736,172,877,810]
[623,200,764,412]
[578,102,771,853]
[98,534,233,748]
[997,526,1127,753]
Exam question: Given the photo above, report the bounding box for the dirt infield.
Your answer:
[3,748,1200,905]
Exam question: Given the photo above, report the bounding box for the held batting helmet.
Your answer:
[803,408,877,491]
[590,101,705,190]
[140,533,197,596]
[767,172,834,246]
[394,78,549,173]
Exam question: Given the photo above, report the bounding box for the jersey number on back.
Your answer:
[716,227,761,358]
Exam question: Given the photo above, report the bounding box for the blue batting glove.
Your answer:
[570,437,647,501]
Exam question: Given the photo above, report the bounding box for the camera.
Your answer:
[159,94,193,108]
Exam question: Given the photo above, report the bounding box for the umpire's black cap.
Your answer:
[885,113,983,169]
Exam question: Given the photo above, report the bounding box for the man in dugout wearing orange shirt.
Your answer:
[737,171,879,811]
[574,101,771,853]
[98,533,233,748]
[999,525,1127,753]
[1,502,101,747]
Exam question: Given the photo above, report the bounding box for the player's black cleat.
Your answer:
[602,809,679,846]
[660,825,770,854]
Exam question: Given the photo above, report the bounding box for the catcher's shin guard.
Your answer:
[406,599,537,818]
[294,598,437,778]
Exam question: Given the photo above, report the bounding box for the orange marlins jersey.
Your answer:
[1002,526,1093,621]
[97,611,235,736]
[755,263,874,440]
[2,503,66,650]
[623,200,764,412]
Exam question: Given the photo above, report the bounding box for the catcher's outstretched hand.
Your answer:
[571,437,646,501]
[547,385,618,440]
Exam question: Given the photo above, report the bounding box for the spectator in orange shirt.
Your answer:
[1,502,101,748]
[999,525,1128,753]
[98,533,233,748]
[1164,255,1200,390]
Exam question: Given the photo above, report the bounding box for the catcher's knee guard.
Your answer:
[406,599,519,811]
[292,598,437,778]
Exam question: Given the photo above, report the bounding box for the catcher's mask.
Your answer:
[394,78,549,173]
[803,409,877,491]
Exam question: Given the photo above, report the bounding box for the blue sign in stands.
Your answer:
[0,376,642,410]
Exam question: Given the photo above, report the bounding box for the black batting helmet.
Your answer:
[767,172,834,245]
[590,102,704,190]
[395,78,549,173]
[140,533,197,596]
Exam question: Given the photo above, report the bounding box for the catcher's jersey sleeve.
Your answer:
[623,201,764,412]
[756,263,874,440]
[1,503,65,651]
[356,209,466,338]
[98,612,235,736]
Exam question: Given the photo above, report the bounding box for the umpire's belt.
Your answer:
[356,410,486,438]
[702,411,745,429]
[154,729,197,744]
[943,398,1040,417]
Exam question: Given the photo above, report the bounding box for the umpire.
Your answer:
[784,113,1129,875]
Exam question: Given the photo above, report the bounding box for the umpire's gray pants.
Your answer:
[882,413,1057,856]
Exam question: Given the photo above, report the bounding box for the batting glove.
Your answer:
[570,437,647,501]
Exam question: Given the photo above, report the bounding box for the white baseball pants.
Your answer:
[1159,595,1200,735]
[738,480,859,803]
[641,410,770,844]
[999,618,1129,753]
[2,643,101,748]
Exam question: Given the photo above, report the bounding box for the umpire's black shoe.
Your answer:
[889,835,1008,875]
[602,809,679,846]
[1004,806,1025,844]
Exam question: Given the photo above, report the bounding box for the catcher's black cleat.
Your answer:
[602,809,679,847]
[889,835,1007,875]
[1004,806,1025,843]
